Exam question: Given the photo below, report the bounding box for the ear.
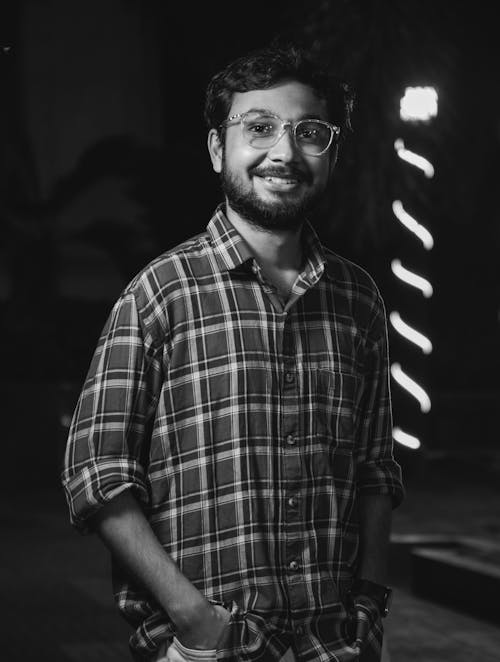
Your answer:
[208,129,223,173]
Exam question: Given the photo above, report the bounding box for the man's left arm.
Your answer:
[348,288,404,654]
[354,288,404,512]
[357,493,392,585]
[347,495,393,655]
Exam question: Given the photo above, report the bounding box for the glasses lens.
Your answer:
[242,113,281,147]
[295,120,335,155]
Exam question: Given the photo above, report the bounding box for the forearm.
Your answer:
[91,489,219,643]
[356,494,392,584]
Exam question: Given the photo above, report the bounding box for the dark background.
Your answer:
[1,0,499,487]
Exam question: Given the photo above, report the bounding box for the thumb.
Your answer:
[213,604,231,622]
[354,607,370,649]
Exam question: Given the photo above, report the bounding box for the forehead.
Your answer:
[228,80,328,120]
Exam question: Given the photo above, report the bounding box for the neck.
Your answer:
[225,204,303,271]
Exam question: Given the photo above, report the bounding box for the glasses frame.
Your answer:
[220,111,341,156]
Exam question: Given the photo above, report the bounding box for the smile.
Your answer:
[256,176,301,191]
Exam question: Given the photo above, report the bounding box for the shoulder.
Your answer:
[323,249,389,349]
[109,229,212,341]
[124,230,211,305]
[324,247,384,308]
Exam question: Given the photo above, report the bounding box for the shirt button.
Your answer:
[289,560,299,571]
[286,435,296,446]
[288,496,298,508]
[295,625,304,636]
[284,371,295,383]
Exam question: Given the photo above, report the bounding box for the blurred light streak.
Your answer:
[394,138,434,178]
[393,426,421,450]
[392,200,434,250]
[389,311,433,354]
[390,259,433,298]
[390,362,432,413]
[400,86,438,122]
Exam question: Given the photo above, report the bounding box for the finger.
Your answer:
[354,608,370,648]
[214,603,231,624]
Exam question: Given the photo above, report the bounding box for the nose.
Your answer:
[267,124,299,162]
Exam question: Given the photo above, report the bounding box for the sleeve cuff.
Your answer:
[61,457,149,533]
[356,458,405,509]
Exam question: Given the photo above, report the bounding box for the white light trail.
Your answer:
[392,200,434,250]
[400,86,438,122]
[394,138,434,178]
[390,259,433,298]
[389,311,433,354]
[393,426,421,450]
[390,362,432,413]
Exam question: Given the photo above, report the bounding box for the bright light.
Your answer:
[392,200,434,250]
[390,362,431,413]
[389,311,433,354]
[391,259,433,298]
[393,426,421,450]
[400,86,438,122]
[394,138,434,178]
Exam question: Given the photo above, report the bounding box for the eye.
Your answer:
[247,122,275,135]
[298,127,319,139]
[296,121,330,144]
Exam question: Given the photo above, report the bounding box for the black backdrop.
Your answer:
[1,0,499,486]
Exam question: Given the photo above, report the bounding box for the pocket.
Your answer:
[314,370,358,527]
[315,370,358,448]
[213,601,239,658]
[215,608,270,660]
[169,637,217,662]
[358,616,384,662]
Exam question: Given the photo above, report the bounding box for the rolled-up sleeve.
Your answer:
[355,292,405,508]
[61,290,163,532]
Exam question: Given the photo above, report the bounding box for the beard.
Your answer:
[220,155,325,232]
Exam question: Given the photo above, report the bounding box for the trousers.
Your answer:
[154,636,390,661]
[154,639,296,662]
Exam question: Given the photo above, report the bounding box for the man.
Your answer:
[62,44,404,662]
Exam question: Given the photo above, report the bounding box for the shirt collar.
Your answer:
[207,204,330,283]
[207,205,255,273]
[300,216,330,285]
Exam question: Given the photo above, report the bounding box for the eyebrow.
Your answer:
[242,108,326,121]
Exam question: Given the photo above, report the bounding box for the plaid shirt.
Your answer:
[62,206,403,662]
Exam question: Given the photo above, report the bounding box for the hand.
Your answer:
[176,602,231,651]
[346,595,381,657]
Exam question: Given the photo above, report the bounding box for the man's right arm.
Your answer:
[62,291,229,648]
[92,489,230,650]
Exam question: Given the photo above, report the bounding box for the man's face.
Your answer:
[208,80,337,232]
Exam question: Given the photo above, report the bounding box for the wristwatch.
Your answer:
[348,578,393,617]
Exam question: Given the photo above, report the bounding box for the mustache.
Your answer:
[250,166,311,183]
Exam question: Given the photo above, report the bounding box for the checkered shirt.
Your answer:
[62,206,404,662]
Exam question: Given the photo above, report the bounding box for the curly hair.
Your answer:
[204,44,354,143]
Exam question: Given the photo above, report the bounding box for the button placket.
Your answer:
[279,310,308,617]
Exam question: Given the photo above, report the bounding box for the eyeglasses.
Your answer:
[220,111,340,156]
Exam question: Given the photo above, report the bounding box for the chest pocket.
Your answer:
[315,369,358,449]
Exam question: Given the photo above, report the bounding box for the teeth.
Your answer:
[265,176,297,184]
